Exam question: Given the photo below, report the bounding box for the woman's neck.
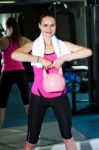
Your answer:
[43,35,55,53]
[44,41,54,54]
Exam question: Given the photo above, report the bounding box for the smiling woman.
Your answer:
[11,10,92,150]
[0,0,91,115]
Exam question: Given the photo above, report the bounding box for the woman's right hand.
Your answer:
[39,57,53,69]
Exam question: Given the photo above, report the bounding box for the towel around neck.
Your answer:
[31,33,71,68]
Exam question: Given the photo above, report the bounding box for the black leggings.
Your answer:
[0,70,30,108]
[26,93,72,144]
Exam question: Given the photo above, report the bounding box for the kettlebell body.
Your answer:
[43,68,66,93]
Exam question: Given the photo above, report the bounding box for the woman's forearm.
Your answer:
[11,50,38,63]
[62,48,92,62]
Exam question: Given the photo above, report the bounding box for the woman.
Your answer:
[11,12,92,150]
[0,17,31,127]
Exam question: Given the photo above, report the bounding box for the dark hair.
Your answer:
[6,17,21,43]
[39,11,56,24]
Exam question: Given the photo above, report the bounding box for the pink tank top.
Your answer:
[31,53,66,98]
[1,37,24,72]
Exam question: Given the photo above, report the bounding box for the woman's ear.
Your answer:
[9,27,13,32]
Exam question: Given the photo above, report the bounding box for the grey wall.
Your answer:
[68,2,88,65]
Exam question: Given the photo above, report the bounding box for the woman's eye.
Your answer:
[44,24,48,27]
[51,24,55,27]
[43,24,55,27]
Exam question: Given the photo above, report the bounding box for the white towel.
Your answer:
[31,33,71,67]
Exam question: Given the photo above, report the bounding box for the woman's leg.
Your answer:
[52,94,77,150]
[16,71,30,114]
[24,142,36,150]
[63,137,77,150]
[0,108,6,127]
[0,72,12,127]
[25,94,47,150]
[24,104,29,114]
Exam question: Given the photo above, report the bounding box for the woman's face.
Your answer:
[6,26,13,36]
[39,16,56,38]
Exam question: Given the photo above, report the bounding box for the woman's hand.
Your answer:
[39,57,53,69]
[53,56,65,68]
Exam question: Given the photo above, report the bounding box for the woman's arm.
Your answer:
[63,41,92,61]
[11,42,38,63]
[0,37,9,50]
[11,42,53,69]
[53,41,92,68]
[20,36,32,46]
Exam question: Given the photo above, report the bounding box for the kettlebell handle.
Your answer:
[43,67,63,77]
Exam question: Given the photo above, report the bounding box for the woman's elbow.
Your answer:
[88,48,92,56]
[11,51,17,60]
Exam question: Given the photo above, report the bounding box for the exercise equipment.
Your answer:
[43,68,66,93]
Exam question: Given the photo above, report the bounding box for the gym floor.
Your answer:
[0,84,99,150]
[0,122,87,150]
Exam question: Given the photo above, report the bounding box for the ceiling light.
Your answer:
[0,1,15,4]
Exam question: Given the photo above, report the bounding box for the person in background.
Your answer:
[0,29,3,75]
[11,11,92,150]
[0,17,31,127]
[0,53,1,75]
[18,13,34,82]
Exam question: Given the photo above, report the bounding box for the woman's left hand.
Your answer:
[53,56,65,68]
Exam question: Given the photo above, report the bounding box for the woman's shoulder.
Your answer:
[0,36,9,50]
[0,36,9,41]
[20,36,32,46]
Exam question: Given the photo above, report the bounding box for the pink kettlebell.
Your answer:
[43,68,66,93]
